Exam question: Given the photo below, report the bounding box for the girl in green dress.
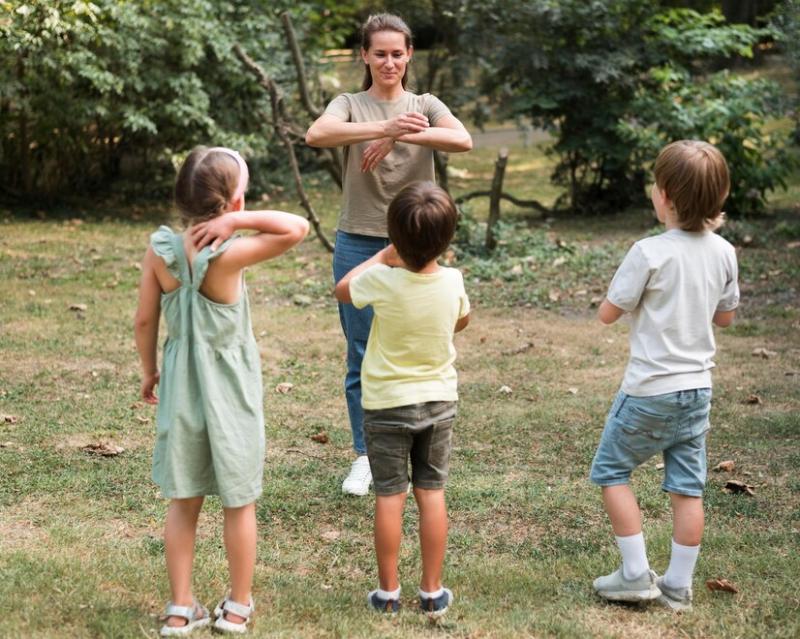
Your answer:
[134,146,308,635]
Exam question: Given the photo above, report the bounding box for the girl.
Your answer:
[134,146,308,635]
[305,13,472,496]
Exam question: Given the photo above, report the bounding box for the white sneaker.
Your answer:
[342,455,372,496]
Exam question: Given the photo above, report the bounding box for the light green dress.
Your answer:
[150,226,264,508]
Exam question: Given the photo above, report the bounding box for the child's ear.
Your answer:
[229,195,244,212]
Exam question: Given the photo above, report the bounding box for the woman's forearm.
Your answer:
[396,127,473,153]
[306,120,389,148]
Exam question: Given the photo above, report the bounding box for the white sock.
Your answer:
[419,587,443,599]
[615,532,650,580]
[376,587,400,600]
[663,540,700,589]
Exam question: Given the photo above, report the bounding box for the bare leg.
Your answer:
[602,485,641,536]
[414,487,448,593]
[670,493,704,546]
[375,492,407,591]
[222,503,257,624]
[164,497,205,627]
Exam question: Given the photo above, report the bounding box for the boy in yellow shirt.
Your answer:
[335,181,470,617]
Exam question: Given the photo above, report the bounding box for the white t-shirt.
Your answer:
[350,264,470,409]
[607,229,739,397]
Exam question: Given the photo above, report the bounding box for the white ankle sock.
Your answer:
[615,532,650,580]
[376,587,400,600]
[419,587,443,599]
[663,540,700,589]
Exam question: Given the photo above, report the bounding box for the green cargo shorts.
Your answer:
[363,401,457,496]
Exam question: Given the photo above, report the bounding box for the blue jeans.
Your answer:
[590,388,712,497]
[333,231,390,454]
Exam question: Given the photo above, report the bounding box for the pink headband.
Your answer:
[207,146,249,202]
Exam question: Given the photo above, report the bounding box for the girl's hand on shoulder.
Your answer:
[141,371,160,404]
[361,137,395,172]
[191,214,238,252]
[383,111,429,139]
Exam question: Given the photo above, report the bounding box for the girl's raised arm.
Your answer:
[134,247,163,403]
[191,210,310,269]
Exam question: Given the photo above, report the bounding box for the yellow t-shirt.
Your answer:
[350,264,470,410]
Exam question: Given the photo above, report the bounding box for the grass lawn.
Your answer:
[1,138,799,638]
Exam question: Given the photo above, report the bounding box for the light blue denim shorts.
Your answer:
[590,388,712,497]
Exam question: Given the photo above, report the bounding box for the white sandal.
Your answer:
[213,596,254,634]
[159,600,210,637]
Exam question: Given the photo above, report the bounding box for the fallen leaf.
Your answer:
[69,303,87,312]
[590,296,603,306]
[567,387,578,395]
[81,442,124,457]
[551,256,567,267]
[723,480,755,496]
[275,382,294,394]
[655,462,665,470]
[751,347,777,359]
[713,460,735,473]
[320,530,341,542]
[787,240,800,249]
[310,432,329,444]
[511,264,523,275]
[548,290,561,302]
[292,294,313,306]
[135,416,150,424]
[502,342,534,356]
[1,414,20,424]
[744,394,762,405]
[706,578,739,594]
[1,441,15,448]
[130,402,143,410]
[497,385,513,395]
[574,289,588,297]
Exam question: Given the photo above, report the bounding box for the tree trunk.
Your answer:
[434,151,449,193]
[485,148,509,252]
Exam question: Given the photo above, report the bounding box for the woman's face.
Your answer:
[361,30,411,90]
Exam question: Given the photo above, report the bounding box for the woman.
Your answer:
[306,13,472,495]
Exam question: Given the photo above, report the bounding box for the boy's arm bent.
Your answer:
[455,313,470,333]
[134,248,162,404]
[713,309,736,327]
[334,245,403,304]
[191,211,309,268]
[598,299,625,325]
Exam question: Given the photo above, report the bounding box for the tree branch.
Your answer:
[234,43,334,253]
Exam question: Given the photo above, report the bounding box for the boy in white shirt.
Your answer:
[335,181,470,617]
[590,140,739,611]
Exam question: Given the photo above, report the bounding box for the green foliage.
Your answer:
[621,67,794,213]
[0,1,343,201]
[468,1,794,214]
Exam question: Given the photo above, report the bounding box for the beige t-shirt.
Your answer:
[323,91,452,237]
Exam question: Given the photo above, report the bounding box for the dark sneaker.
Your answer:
[593,567,661,602]
[655,576,693,612]
[419,587,453,618]
[367,590,400,614]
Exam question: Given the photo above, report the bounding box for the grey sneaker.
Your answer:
[593,567,661,602]
[655,576,693,611]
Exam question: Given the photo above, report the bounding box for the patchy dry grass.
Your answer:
[1,143,799,638]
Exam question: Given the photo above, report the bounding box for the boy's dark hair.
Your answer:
[654,140,730,232]
[387,181,458,271]
[174,146,241,227]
